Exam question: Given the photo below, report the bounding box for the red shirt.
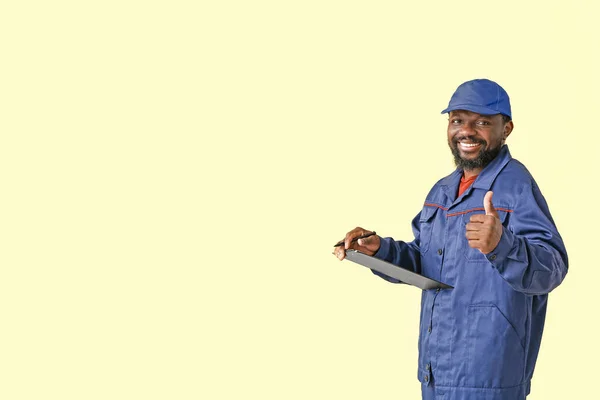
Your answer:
[458,174,478,197]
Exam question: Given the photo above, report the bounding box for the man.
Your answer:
[333,79,568,400]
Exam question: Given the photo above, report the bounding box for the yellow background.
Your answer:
[1,1,597,398]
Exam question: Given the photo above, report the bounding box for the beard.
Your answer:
[449,138,502,170]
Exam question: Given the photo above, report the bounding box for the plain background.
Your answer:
[1,1,598,399]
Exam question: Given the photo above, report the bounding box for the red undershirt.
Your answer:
[458,174,478,197]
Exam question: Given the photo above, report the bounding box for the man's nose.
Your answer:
[459,121,476,135]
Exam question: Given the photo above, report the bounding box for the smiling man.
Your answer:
[333,79,568,400]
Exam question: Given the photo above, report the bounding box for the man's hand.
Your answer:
[465,191,503,254]
[333,227,381,260]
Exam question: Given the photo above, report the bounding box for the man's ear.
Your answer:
[503,120,514,141]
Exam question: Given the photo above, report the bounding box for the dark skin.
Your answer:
[334,110,514,260]
[447,110,513,178]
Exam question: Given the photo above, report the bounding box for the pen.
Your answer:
[333,231,376,247]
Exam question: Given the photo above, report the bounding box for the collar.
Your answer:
[439,145,513,201]
[472,144,512,190]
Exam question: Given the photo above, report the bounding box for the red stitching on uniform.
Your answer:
[447,207,513,217]
[424,202,514,217]
[424,203,448,210]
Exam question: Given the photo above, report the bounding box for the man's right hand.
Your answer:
[333,227,381,260]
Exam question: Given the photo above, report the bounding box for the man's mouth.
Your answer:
[456,140,484,153]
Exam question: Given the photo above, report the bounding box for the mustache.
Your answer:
[452,136,487,145]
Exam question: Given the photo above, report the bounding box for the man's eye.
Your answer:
[451,119,462,124]
[477,120,491,126]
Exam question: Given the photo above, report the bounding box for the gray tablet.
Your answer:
[344,250,453,290]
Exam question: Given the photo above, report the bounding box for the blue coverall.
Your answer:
[372,145,568,400]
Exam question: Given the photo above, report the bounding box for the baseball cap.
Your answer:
[441,79,512,119]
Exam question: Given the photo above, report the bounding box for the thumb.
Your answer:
[484,191,499,218]
[357,235,380,251]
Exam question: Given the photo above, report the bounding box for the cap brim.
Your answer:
[441,104,509,118]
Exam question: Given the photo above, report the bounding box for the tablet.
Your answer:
[344,250,453,290]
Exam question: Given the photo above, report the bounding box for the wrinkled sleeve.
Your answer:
[485,183,568,295]
[370,211,423,284]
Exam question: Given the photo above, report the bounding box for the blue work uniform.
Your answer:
[372,145,568,400]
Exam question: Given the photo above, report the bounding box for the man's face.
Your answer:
[447,110,513,171]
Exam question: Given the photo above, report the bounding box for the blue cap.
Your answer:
[441,79,512,119]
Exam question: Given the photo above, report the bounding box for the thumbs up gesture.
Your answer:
[465,191,503,254]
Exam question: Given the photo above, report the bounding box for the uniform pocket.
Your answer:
[419,206,438,255]
[461,211,509,262]
[467,304,525,388]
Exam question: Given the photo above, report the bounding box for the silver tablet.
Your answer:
[344,250,453,290]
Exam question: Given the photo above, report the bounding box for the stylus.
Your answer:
[333,231,376,248]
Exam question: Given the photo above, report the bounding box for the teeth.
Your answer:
[460,143,479,147]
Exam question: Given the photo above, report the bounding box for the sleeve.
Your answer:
[370,211,423,284]
[485,183,568,295]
